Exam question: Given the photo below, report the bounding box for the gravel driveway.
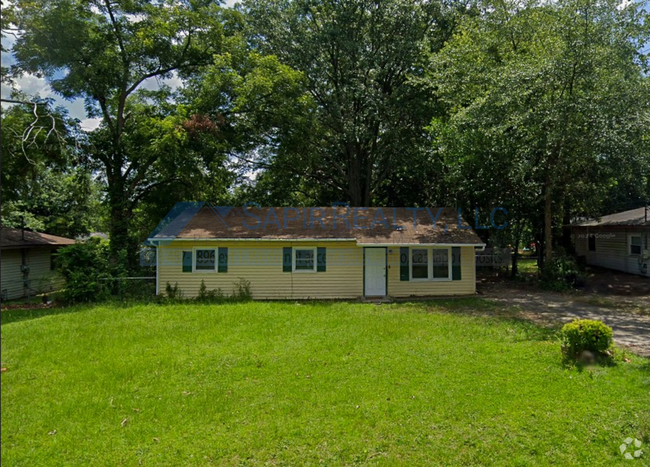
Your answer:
[481,285,650,357]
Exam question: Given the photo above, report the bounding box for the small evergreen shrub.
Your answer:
[560,319,613,359]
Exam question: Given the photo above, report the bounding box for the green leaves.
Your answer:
[426,0,650,259]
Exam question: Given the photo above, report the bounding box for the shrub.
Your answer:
[232,278,252,301]
[196,280,224,302]
[165,282,183,300]
[541,255,585,291]
[560,319,613,359]
[56,238,113,303]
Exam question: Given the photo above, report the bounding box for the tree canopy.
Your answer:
[3,0,649,271]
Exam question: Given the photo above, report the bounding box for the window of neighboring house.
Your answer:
[194,249,216,271]
[50,249,57,270]
[293,247,316,272]
[588,235,596,252]
[410,247,451,281]
[411,249,429,279]
[629,235,642,256]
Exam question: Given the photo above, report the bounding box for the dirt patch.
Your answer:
[581,266,650,296]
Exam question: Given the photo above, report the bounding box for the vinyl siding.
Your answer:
[1,248,63,301]
[1,249,24,300]
[574,227,650,277]
[158,241,363,299]
[387,246,476,297]
[158,241,477,299]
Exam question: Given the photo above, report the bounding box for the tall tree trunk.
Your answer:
[511,220,523,278]
[107,173,132,268]
[543,173,553,268]
[561,199,573,254]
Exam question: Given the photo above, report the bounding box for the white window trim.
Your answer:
[292,246,317,273]
[409,246,452,282]
[192,247,218,273]
[628,234,642,256]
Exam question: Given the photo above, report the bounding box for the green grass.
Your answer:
[2,300,648,466]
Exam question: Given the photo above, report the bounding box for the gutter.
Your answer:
[148,238,486,250]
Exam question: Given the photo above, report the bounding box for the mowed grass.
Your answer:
[2,300,649,466]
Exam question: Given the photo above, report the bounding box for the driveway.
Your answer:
[481,284,650,357]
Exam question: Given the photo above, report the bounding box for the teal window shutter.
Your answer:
[452,247,462,281]
[218,247,228,273]
[400,247,409,281]
[283,247,292,272]
[182,251,192,273]
[317,247,326,272]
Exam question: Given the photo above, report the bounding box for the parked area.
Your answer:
[2,300,648,466]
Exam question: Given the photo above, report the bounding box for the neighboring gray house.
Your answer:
[1,227,75,301]
[572,207,650,277]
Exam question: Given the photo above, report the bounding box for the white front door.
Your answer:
[364,248,386,296]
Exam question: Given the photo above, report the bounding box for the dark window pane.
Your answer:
[295,249,314,270]
[412,249,428,279]
[588,235,596,252]
[432,248,449,278]
[195,249,216,270]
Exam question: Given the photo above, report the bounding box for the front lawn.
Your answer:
[1,300,648,465]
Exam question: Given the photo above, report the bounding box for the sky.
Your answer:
[1,0,648,131]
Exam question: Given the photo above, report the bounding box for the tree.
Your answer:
[0,101,101,237]
[429,0,650,267]
[241,0,467,206]
[10,0,234,263]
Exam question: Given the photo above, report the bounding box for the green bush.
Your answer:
[232,278,252,301]
[560,319,613,358]
[541,254,585,291]
[165,282,184,300]
[196,280,224,302]
[56,238,113,303]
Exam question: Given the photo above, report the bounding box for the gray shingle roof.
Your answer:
[573,207,650,227]
[152,206,485,245]
[1,227,75,249]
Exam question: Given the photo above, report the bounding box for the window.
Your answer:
[50,249,57,271]
[588,235,596,252]
[629,235,642,256]
[431,248,449,279]
[411,249,429,279]
[410,247,451,281]
[195,249,216,271]
[294,247,316,272]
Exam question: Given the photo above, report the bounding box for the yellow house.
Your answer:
[1,227,74,301]
[148,206,485,300]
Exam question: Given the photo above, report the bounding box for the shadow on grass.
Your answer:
[407,297,561,343]
[0,305,87,326]
[1,299,153,325]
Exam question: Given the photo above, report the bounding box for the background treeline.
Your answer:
[2,0,649,271]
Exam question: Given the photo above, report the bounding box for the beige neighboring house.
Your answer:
[148,205,486,300]
[572,207,650,277]
[1,227,75,301]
